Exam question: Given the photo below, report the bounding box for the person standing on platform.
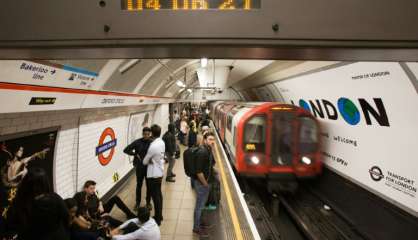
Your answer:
[124,127,153,211]
[162,123,177,183]
[188,120,198,148]
[192,131,216,237]
[179,116,189,146]
[143,124,165,226]
[173,110,180,123]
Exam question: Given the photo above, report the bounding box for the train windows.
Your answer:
[227,114,233,131]
[244,115,266,153]
[299,117,318,155]
[233,126,237,146]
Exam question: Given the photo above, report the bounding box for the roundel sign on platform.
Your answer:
[96,127,117,166]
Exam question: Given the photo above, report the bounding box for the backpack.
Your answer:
[183,146,200,177]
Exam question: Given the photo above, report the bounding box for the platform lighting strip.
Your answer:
[123,0,260,10]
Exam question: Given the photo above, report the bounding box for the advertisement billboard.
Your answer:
[0,128,57,221]
[274,62,418,216]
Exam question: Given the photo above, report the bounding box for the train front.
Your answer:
[268,105,323,179]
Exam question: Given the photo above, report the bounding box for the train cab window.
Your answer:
[244,115,266,153]
[299,117,318,154]
[271,113,295,165]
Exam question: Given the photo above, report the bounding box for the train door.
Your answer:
[270,111,296,166]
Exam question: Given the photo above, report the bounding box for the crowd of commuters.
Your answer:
[1,104,217,239]
[173,104,217,237]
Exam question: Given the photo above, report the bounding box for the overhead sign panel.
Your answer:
[0,60,97,90]
[121,0,261,10]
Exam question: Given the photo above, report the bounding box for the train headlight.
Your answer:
[250,156,260,165]
[301,156,312,165]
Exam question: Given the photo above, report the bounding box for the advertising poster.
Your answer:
[127,111,153,163]
[128,111,153,144]
[0,129,57,221]
[274,62,418,216]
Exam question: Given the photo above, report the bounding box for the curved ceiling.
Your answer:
[51,59,335,100]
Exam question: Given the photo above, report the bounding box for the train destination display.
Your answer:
[122,0,261,10]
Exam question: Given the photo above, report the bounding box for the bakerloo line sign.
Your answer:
[290,97,390,127]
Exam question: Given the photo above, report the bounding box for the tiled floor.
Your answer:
[110,146,199,240]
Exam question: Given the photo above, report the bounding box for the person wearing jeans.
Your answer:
[143,124,165,226]
[193,131,216,237]
[193,180,210,233]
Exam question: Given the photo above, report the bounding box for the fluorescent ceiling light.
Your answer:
[176,80,186,87]
[201,58,208,68]
[119,59,140,74]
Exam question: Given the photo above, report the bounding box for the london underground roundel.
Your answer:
[96,127,118,166]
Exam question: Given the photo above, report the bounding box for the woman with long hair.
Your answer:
[188,120,198,148]
[6,167,70,240]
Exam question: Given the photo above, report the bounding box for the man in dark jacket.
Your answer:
[124,127,153,210]
[193,131,216,237]
[163,123,177,182]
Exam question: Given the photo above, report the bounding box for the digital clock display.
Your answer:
[121,0,261,10]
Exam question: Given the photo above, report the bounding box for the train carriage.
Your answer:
[210,101,323,191]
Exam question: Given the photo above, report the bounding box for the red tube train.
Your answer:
[210,101,322,191]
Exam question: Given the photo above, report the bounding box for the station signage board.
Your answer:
[121,0,261,10]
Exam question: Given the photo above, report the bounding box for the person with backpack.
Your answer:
[162,123,176,183]
[192,131,216,237]
[123,127,153,211]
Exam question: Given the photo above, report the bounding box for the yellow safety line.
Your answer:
[214,140,244,240]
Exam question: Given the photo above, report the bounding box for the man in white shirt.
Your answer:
[111,207,160,240]
[142,124,165,226]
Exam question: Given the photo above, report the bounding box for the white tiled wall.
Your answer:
[78,115,131,197]
[0,104,157,199]
[153,104,170,134]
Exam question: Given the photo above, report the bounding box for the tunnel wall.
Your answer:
[0,104,158,199]
[239,62,418,217]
